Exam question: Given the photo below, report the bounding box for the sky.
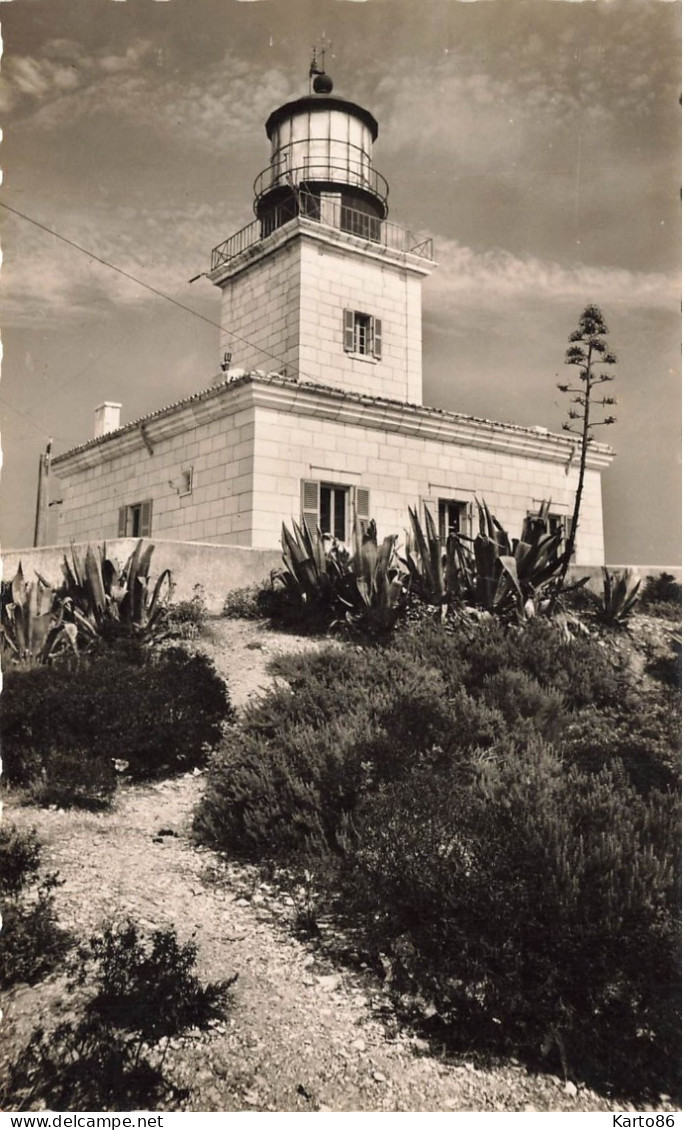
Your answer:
[0,0,680,564]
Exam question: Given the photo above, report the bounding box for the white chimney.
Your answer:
[94,402,122,438]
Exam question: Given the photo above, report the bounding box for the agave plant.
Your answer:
[599,567,641,626]
[403,506,459,618]
[452,500,566,621]
[0,564,78,668]
[278,520,348,610]
[340,518,409,637]
[57,541,172,648]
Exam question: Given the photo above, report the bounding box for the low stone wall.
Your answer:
[3,540,679,614]
[2,539,283,615]
[569,564,682,593]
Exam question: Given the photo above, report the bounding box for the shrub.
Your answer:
[0,824,42,897]
[0,825,71,989]
[641,572,682,609]
[1,920,236,1111]
[1,647,233,785]
[639,573,682,622]
[167,585,210,639]
[72,920,234,1042]
[222,582,270,620]
[196,640,513,859]
[561,692,681,794]
[25,748,117,811]
[196,619,643,861]
[347,746,681,1100]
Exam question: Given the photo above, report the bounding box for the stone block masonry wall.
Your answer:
[297,238,424,403]
[214,225,427,403]
[218,238,301,377]
[56,404,258,546]
[249,404,607,565]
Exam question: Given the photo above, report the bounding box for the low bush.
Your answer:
[561,692,681,794]
[0,825,71,989]
[639,573,682,622]
[167,585,210,639]
[25,749,117,811]
[197,618,675,861]
[194,646,508,854]
[1,647,233,786]
[2,920,236,1111]
[640,572,682,609]
[346,746,681,1100]
[196,615,681,1100]
[222,582,271,621]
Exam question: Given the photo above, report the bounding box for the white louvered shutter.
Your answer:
[301,480,320,536]
[140,500,153,538]
[355,486,371,535]
[372,317,383,359]
[343,309,355,353]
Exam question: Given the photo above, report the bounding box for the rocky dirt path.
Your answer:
[1,621,628,1112]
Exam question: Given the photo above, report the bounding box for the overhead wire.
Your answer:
[0,199,306,378]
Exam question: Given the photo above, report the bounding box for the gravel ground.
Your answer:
[0,618,675,1112]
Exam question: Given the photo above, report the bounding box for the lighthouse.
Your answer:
[49,58,612,568]
[208,60,434,404]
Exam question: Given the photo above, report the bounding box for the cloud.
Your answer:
[0,37,157,115]
[0,200,240,328]
[424,238,680,320]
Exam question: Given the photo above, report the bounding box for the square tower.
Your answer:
[207,73,434,404]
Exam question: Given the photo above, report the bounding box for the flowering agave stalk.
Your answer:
[556,304,617,591]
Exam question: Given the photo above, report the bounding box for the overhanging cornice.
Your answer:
[51,372,614,476]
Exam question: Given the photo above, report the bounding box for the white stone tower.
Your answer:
[208,61,434,404]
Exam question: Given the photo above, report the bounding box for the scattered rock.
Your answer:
[316,974,341,992]
[351,1038,366,1052]
[372,1071,387,1083]
[564,1081,578,1097]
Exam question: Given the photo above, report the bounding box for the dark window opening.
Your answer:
[438,499,468,542]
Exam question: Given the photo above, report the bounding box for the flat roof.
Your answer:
[52,370,613,469]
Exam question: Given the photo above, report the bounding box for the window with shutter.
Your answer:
[118,507,128,537]
[301,480,320,537]
[372,317,382,359]
[343,309,380,358]
[438,499,468,542]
